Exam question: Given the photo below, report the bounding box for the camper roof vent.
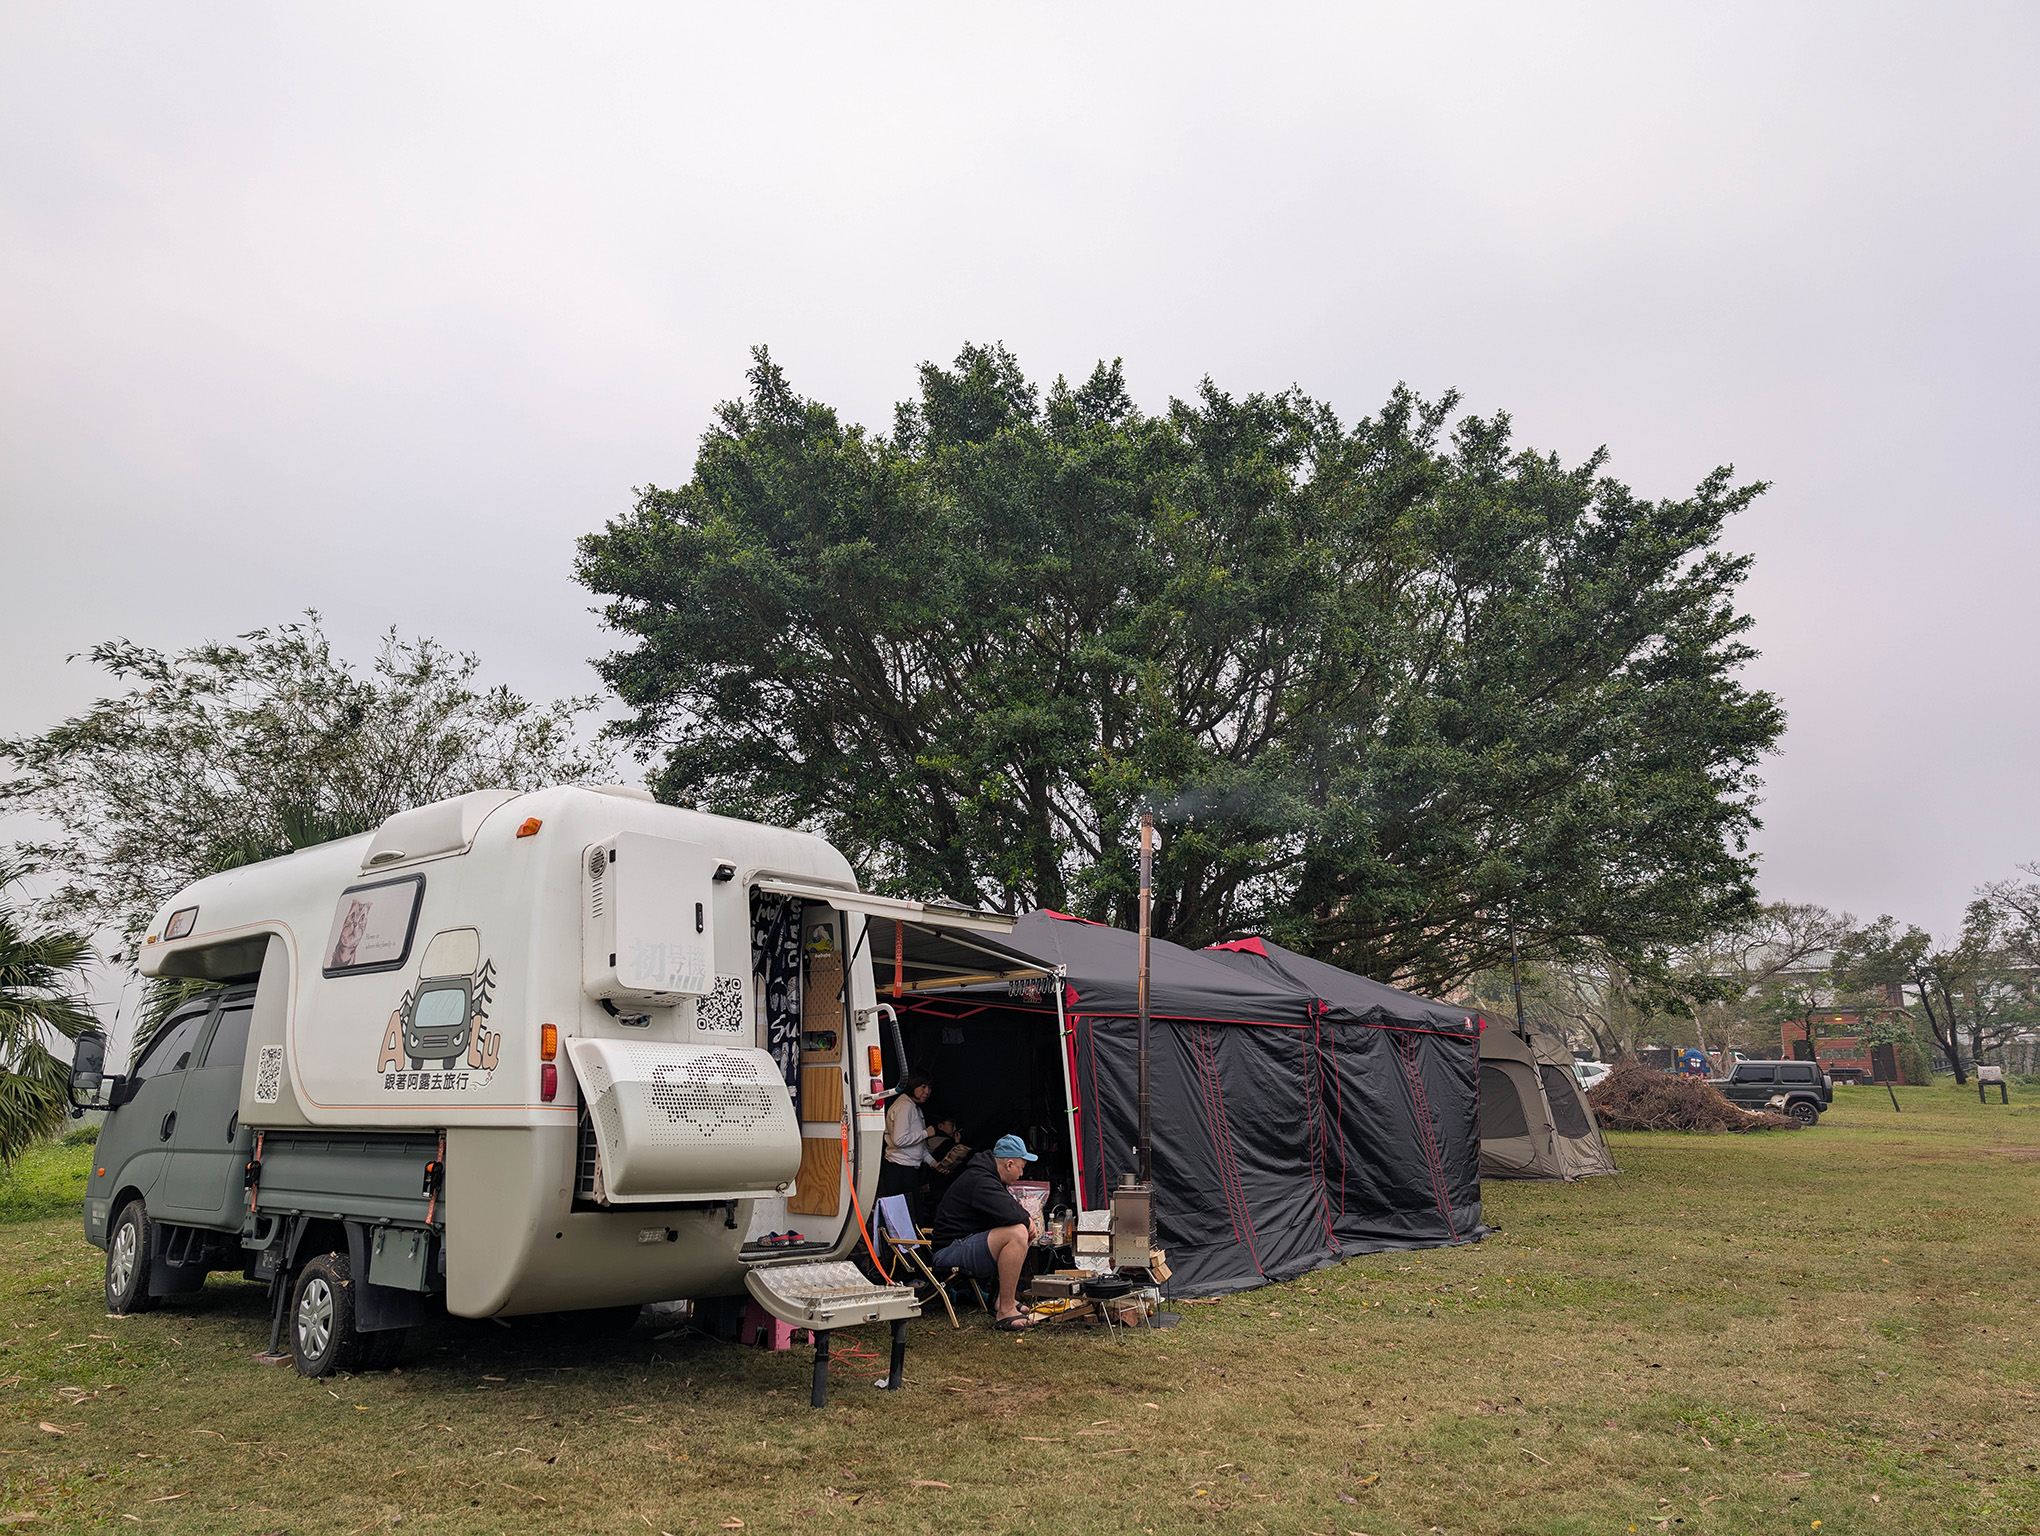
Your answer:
[360,788,521,872]
[587,784,657,803]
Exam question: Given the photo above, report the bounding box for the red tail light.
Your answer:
[540,1062,558,1102]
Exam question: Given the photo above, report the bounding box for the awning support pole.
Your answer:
[1136,813,1154,1185]
[1053,964,1087,1213]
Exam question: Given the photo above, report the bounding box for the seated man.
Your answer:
[929,1134,1043,1330]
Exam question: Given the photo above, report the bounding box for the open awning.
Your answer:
[750,878,1053,993]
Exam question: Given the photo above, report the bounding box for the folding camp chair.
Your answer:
[875,1195,986,1328]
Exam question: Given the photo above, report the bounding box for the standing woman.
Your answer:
[879,1075,936,1200]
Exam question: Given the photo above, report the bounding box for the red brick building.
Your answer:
[1781,1009,1878,1082]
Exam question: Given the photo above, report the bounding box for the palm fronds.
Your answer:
[132,976,222,1055]
[0,858,97,1163]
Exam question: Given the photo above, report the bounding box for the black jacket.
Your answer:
[931,1150,1028,1246]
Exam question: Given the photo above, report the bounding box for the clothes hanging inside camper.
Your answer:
[750,893,805,1102]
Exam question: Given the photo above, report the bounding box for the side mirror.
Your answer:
[70,1028,107,1105]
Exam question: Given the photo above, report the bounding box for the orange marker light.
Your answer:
[868,1045,883,1076]
[540,1023,558,1061]
[515,817,542,838]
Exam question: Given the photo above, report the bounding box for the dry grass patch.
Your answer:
[0,1080,2035,1533]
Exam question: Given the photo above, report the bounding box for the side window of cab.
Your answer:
[201,1002,254,1069]
[132,1006,213,1084]
[1732,1063,1775,1084]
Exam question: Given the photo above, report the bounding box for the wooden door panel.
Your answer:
[787,1135,841,1217]
[800,1064,844,1125]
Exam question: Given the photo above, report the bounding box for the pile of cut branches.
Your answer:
[1587,1062,1799,1132]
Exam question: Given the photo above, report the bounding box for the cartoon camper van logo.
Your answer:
[376,926,501,1082]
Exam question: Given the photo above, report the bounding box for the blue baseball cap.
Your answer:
[992,1135,1038,1162]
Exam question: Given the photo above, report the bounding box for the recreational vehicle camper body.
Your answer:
[75,786,1022,1379]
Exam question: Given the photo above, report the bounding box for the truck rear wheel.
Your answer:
[1786,1099,1820,1126]
[104,1200,159,1315]
[290,1252,367,1377]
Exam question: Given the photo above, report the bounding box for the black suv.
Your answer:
[1713,1060,1832,1125]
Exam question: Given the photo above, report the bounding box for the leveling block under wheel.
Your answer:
[743,1260,919,1407]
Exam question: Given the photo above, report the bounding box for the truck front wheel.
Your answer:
[104,1201,158,1315]
[290,1252,367,1377]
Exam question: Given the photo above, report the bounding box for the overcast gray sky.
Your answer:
[4,3,2037,943]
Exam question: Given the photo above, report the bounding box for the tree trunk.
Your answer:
[1921,986,1965,1084]
[1022,763,1065,914]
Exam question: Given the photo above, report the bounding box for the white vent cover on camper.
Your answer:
[581,831,719,1002]
[566,1037,799,1203]
[360,788,521,871]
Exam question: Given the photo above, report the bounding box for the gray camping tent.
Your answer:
[1478,1026,1616,1181]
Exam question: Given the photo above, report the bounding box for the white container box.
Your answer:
[581,831,718,1002]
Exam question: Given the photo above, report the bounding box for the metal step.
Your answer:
[744,1260,919,1330]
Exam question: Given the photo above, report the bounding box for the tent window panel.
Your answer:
[1540,1066,1592,1138]
[1480,1065,1530,1139]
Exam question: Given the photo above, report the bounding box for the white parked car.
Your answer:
[1572,1060,1612,1092]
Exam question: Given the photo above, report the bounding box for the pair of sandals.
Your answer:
[994,1308,1045,1331]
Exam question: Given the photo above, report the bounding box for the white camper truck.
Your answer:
[70,785,1034,1395]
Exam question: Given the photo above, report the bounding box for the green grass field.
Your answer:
[2,1082,2035,1534]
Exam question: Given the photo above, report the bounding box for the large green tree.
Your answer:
[578,346,1783,992]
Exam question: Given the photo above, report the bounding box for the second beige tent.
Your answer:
[1478,1024,1616,1181]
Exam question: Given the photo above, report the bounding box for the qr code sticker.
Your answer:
[697,975,745,1034]
[254,1044,284,1104]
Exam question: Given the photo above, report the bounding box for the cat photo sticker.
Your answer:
[321,874,425,976]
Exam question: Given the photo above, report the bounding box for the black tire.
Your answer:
[104,1200,159,1315]
[1786,1099,1820,1126]
[289,1251,366,1377]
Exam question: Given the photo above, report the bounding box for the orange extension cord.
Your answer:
[842,1120,886,1273]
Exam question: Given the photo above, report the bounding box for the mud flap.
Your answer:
[345,1222,438,1333]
